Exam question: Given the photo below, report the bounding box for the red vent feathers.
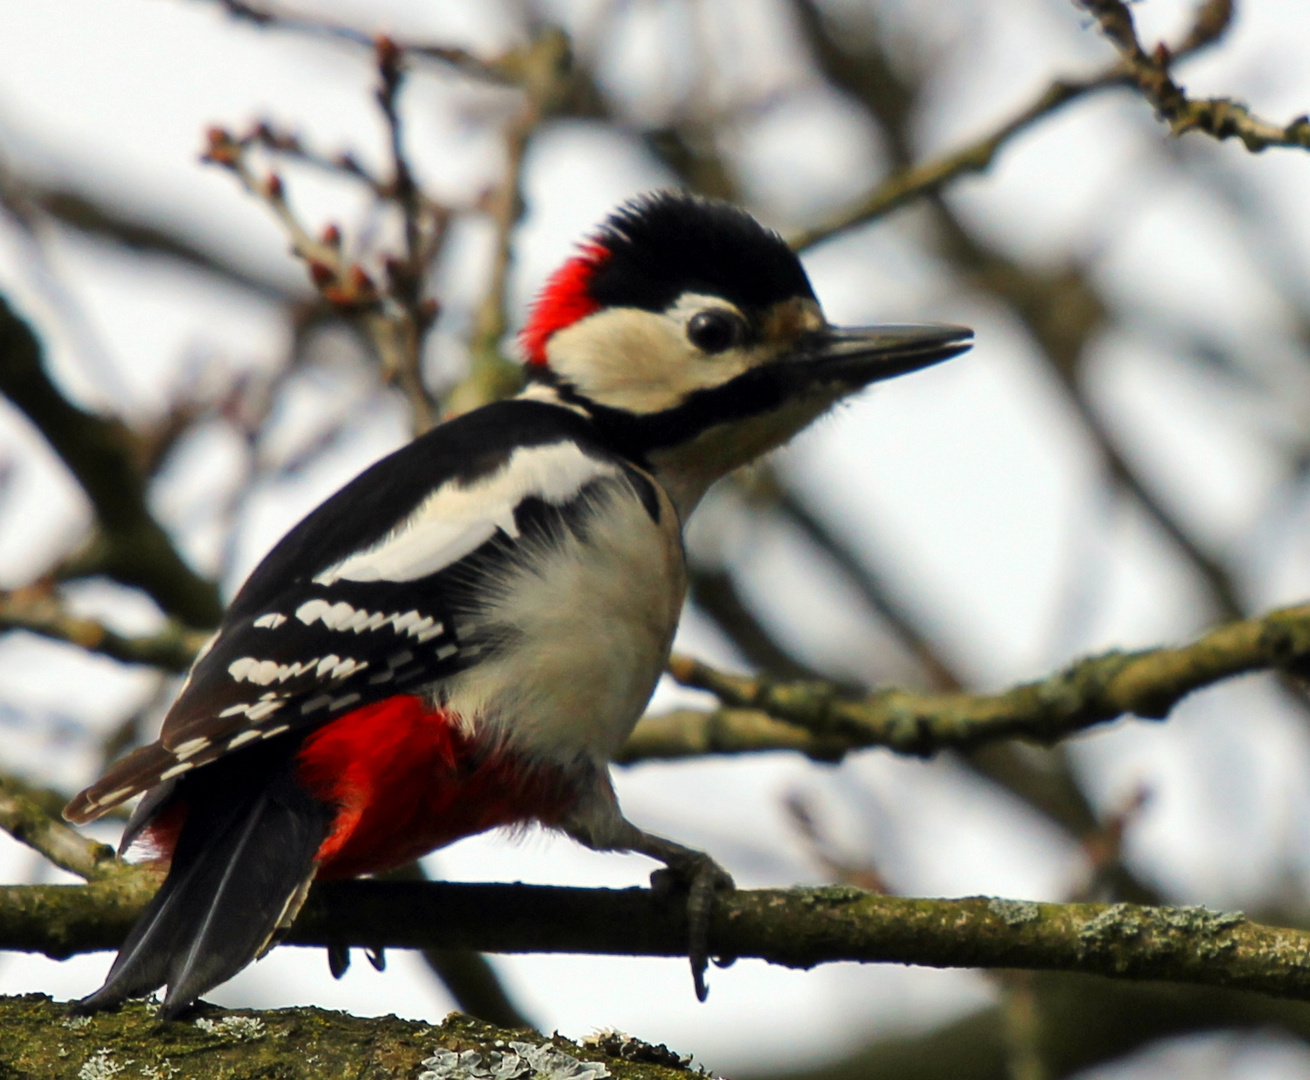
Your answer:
[520,243,609,366]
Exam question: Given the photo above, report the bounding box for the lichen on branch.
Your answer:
[635,602,1310,761]
[0,996,677,1080]
[8,880,1310,1008]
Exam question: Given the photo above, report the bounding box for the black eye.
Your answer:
[687,309,745,354]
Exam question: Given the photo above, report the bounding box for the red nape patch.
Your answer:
[520,243,609,366]
[296,695,578,879]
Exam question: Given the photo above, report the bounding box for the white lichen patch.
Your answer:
[78,1050,124,1080]
[419,1041,611,1080]
[139,1061,180,1080]
[61,1015,93,1030]
[583,1030,691,1069]
[986,898,1041,926]
[194,1015,266,1041]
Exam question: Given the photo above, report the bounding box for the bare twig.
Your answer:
[371,36,443,431]
[452,30,576,415]
[790,73,1121,251]
[204,111,442,432]
[203,0,513,83]
[1079,0,1310,153]
[790,0,1238,249]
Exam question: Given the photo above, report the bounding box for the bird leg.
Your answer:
[560,774,735,1000]
[627,830,735,1000]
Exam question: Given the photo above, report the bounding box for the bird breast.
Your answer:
[438,471,686,766]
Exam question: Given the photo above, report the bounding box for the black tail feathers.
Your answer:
[75,745,333,1020]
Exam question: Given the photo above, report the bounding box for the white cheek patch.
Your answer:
[313,443,619,586]
[545,302,758,415]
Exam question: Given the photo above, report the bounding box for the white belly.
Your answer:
[438,477,686,765]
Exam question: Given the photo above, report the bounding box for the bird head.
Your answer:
[521,193,972,513]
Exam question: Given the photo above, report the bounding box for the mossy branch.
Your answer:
[18,593,1310,766]
[637,602,1310,761]
[7,880,1310,1006]
[0,997,679,1080]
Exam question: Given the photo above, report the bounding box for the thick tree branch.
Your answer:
[30,593,1309,771]
[8,880,1310,1005]
[380,862,534,1030]
[0,998,662,1080]
[0,295,222,626]
[638,602,1310,759]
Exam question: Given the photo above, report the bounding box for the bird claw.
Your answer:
[327,942,350,979]
[649,852,734,1001]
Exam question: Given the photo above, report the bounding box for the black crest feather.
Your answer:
[587,192,814,314]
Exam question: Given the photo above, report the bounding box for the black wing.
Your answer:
[67,400,660,823]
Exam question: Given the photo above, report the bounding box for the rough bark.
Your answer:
[0,994,690,1080]
[8,881,1310,1006]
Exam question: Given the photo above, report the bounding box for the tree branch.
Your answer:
[0,777,124,882]
[8,879,1310,1005]
[632,602,1310,759]
[789,73,1118,251]
[0,588,207,672]
[1078,0,1310,152]
[788,0,1235,250]
[0,295,222,626]
[451,30,577,415]
[0,997,664,1080]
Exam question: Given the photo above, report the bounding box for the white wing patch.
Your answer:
[253,613,288,629]
[312,442,620,586]
[294,599,444,643]
[227,656,321,686]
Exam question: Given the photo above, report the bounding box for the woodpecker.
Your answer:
[65,191,971,1018]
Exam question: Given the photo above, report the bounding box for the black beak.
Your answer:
[795,323,974,385]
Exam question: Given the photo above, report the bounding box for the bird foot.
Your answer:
[650,850,734,1001]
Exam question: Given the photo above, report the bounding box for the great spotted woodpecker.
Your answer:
[65,192,972,1017]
